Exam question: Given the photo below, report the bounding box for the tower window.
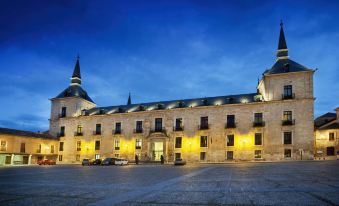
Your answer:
[283,132,292,144]
[283,85,294,99]
[61,107,67,118]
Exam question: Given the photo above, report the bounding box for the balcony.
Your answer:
[57,133,65,137]
[282,119,295,126]
[135,146,142,150]
[198,124,209,130]
[112,129,122,135]
[225,123,236,129]
[150,127,166,133]
[93,131,101,135]
[253,121,265,127]
[282,93,295,100]
[134,129,143,134]
[173,126,184,131]
[74,132,83,136]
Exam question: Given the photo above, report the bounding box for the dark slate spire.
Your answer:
[276,21,288,60]
[71,55,82,85]
[127,92,132,105]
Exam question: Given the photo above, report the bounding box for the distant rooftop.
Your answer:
[0,128,56,139]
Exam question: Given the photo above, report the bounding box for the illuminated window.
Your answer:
[95,154,100,159]
[77,125,83,134]
[283,111,292,121]
[175,137,182,148]
[283,132,292,144]
[284,149,291,158]
[76,154,80,161]
[200,136,208,147]
[227,135,234,146]
[20,143,25,153]
[115,139,120,150]
[58,155,63,161]
[95,140,100,150]
[200,152,206,161]
[327,147,335,156]
[254,150,262,158]
[51,145,55,154]
[255,133,262,145]
[136,139,142,149]
[76,141,81,151]
[226,151,233,160]
[329,133,335,141]
[59,142,64,151]
[0,141,6,151]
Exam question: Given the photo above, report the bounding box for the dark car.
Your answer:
[101,157,117,166]
[91,159,102,165]
[82,158,90,166]
[174,158,186,166]
[38,159,56,165]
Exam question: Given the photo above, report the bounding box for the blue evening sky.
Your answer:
[0,0,338,132]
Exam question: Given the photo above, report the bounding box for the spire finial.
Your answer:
[280,19,283,27]
[71,55,82,85]
[77,53,80,60]
[276,20,288,60]
[127,92,132,105]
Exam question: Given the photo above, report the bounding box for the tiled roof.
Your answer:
[55,85,95,103]
[264,58,312,75]
[314,112,337,128]
[0,128,56,139]
[318,121,339,130]
[85,93,260,115]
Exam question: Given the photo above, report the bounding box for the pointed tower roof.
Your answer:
[127,92,132,105]
[71,55,82,85]
[276,21,288,60]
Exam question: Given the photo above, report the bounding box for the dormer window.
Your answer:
[202,99,208,106]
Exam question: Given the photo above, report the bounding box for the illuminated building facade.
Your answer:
[49,23,315,163]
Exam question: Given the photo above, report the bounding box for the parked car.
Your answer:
[38,159,56,165]
[115,158,128,166]
[91,159,102,165]
[101,157,117,166]
[174,158,186,166]
[82,158,91,166]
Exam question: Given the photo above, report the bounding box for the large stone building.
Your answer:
[49,23,315,164]
[314,108,339,160]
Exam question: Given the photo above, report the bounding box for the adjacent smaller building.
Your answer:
[0,128,59,166]
[314,107,339,160]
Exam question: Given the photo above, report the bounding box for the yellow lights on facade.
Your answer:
[241,98,249,103]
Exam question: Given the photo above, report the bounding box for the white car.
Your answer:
[115,158,128,166]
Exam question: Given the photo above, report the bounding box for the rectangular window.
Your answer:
[95,154,100,159]
[95,140,100,150]
[283,132,292,144]
[175,137,182,148]
[329,133,335,141]
[255,133,262,145]
[20,143,25,153]
[76,141,81,151]
[227,134,234,146]
[155,118,163,131]
[226,151,233,160]
[283,111,292,121]
[254,113,263,123]
[200,116,208,129]
[200,152,206,161]
[51,145,54,154]
[115,122,121,134]
[254,150,262,158]
[76,154,80,161]
[283,85,293,99]
[327,147,335,156]
[37,144,41,153]
[135,139,142,149]
[175,153,181,159]
[114,154,120,158]
[58,155,63,161]
[226,115,235,127]
[284,149,291,158]
[0,141,6,151]
[175,118,183,130]
[96,124,101,134]
[59,142,64,151]
[61,107,67,117]
[136,121,143,133]
[60,126,65,136]
[200,136,208,147]
[115,139,120,150]
[77,125,83,134]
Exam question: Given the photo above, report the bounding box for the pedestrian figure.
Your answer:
[135,154,139,165]
[160,155,164,164]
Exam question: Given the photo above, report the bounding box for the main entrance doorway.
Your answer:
[151,142,163,161]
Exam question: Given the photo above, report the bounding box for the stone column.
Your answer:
[10,154,14,165]
[28,155,32,165]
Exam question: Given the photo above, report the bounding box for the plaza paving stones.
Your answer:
[0,161,338,205]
